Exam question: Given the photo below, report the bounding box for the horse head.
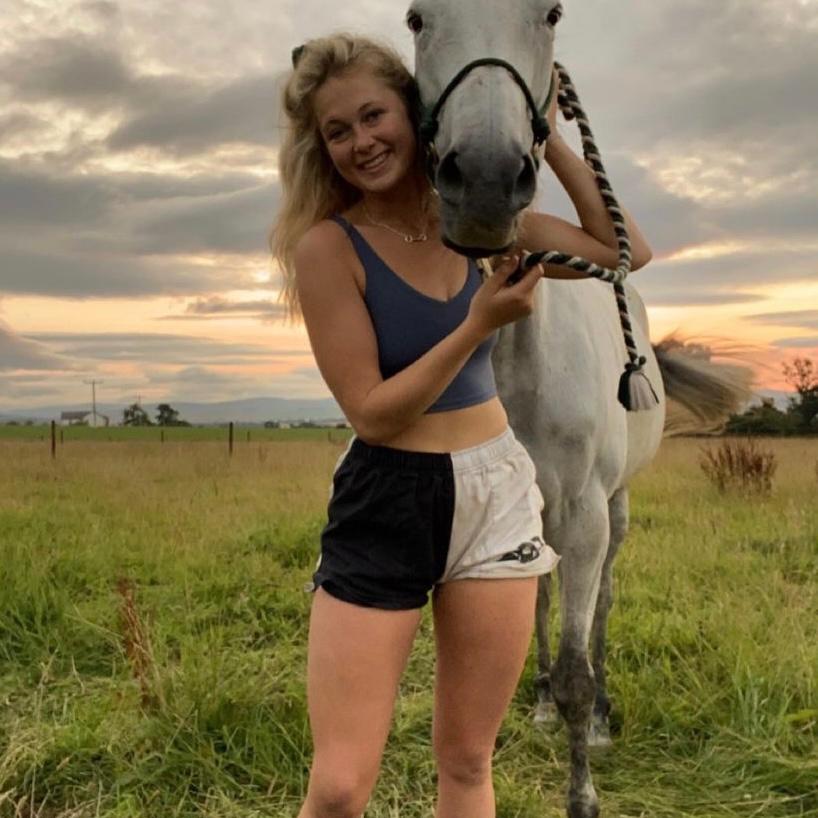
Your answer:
[409,0,562,256]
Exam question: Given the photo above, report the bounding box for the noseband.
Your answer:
[418,58,556,173]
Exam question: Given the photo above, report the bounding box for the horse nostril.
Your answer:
[513,155,537,208]
[436,151,464,203]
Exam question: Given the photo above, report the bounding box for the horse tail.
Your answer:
[653,335,754,437]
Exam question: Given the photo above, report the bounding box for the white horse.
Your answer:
[408,2,750,816]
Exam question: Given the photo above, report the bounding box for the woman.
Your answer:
[271,34,651,818]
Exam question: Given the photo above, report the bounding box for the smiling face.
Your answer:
[313,68,419,196]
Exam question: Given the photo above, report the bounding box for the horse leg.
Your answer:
[551,490,609,818]
[533,571,559,725]
[589,487,629,748]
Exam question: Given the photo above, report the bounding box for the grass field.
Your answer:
[0,425,351,444]
[0,435,816,817]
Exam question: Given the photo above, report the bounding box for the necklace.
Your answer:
[362,203,429,243]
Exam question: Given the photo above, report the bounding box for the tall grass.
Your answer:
[0,437,816,817]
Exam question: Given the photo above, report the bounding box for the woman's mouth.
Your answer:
[358,152,390,172]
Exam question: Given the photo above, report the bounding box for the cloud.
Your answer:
[636,248,818,309]
[639,289,766,309]
[771,336,818,350]
[126,182,279,255]
[0,35,133,107]
[0,323,74,371]
[0,160,278,297]
[154,295,287,322]
[106,74,283,155]
[23,332,282,364]
[744,310,818,331]
[0,246,246,298]
[0,110,46,140]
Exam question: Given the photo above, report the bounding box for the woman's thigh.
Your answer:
[431,577,538,764]
[306,587,422,778]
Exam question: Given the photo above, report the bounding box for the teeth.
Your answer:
[361,153,388,170]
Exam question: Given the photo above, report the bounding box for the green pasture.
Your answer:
[0,437,816,817]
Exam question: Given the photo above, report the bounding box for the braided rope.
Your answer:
[522,62,647,377]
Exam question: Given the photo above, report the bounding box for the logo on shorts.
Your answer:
[498,536,544,564]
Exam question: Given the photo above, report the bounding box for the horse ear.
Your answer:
[291,45,305,68]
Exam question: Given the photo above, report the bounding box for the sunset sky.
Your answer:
[1,0,817,412]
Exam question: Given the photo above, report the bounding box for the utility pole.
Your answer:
[84,379,103,427]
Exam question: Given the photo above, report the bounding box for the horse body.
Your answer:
[409,3,746,816]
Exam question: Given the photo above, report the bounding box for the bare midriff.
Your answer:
[368,396,509,453]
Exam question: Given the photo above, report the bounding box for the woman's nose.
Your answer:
[353,126,376,153]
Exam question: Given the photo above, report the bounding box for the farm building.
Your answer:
[60,411,110,427]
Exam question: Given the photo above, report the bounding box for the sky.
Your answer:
[1,0,817,412]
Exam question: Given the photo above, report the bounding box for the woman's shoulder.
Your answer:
[294,216,357,273]
[295,217,348,258]
[294,216,363,294]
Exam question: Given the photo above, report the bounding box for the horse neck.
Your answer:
[493,279,552,387]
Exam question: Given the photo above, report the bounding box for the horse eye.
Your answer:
[547,6,562,25]
[407,12,424,33]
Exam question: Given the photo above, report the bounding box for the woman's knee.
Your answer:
[305,763,376,817]
[434,742,493,787]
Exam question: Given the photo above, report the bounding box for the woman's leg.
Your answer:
[431,577,539,818]
[297,588,422,818]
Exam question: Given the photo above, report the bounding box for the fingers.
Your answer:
[514,259,545,293]
[487,254,521,289]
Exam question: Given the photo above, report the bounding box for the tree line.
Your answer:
[122,403,190,427]
[726,357,818,435]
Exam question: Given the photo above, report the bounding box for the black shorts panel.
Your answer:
[314,443,454,610]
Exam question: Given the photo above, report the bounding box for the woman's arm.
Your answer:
[542,134,652,269]
[517,75,652,277]
[295,223,540,444]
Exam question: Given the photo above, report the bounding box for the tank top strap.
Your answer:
[330,214,387,280]
[330,214,368,252]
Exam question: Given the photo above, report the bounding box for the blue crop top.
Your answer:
[332,215,498,413]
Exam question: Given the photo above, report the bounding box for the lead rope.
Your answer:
[511,61,659,411]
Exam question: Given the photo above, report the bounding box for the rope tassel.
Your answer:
[618,357,659,412]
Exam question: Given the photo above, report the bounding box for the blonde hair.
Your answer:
[270,34,428,321]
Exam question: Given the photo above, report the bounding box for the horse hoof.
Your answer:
[566,795,600,818]
[533,700,560,727]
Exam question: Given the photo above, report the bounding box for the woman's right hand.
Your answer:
[465,254,544,339]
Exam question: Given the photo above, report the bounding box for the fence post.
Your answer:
[246,430,250,443]
[51,420,56,460]
[229,422,234,457]
[160,429,164,444]
[60,429,64,445]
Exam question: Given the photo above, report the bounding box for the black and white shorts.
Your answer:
[310,427,559,610]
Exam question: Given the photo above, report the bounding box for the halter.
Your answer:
[418,58,658,412]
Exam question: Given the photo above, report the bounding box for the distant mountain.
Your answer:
[0,396,344,425]
[0,389,796,425]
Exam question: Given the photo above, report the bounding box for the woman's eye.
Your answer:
[546,5,562,26]
[364,110,382,123]
[406,12,423,33]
